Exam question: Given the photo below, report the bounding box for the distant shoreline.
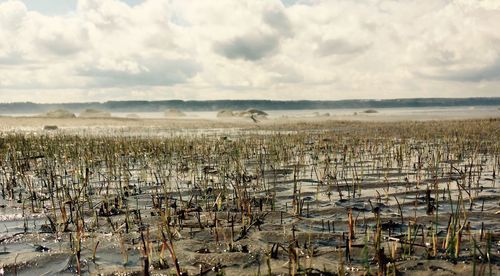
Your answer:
[0,97,499,114]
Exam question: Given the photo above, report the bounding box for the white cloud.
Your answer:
[0,0,499,103]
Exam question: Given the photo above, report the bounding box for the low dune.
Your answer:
[44,109,76,118]
[164,108,186,117]
[313,112,330,117]
[79,109,112,118]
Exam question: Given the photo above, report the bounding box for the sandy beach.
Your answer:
[1,107,498,134]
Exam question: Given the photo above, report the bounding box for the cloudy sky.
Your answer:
[0,0,499,103]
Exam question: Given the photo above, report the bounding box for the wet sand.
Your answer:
[0,116,498,275]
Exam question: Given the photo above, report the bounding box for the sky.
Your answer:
[0,0,499,103]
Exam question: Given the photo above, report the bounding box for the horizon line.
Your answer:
[1,96,499,105]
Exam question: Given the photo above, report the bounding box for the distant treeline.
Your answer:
[0,97,499,114]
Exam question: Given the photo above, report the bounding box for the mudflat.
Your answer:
[0,117,498,275]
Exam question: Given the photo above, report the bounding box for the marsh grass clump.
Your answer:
[0,119,498,274]
[43,125,58,131]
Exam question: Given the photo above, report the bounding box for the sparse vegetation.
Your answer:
[0,118,498,275]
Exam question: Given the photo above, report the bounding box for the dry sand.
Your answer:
[0,110,497,133]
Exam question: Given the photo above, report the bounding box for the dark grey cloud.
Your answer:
[0,50,29,65]
[214,32,280,61]
[316,39,371,56]
[79,57,201,87]
[263,9,293,37]
[214,8,291,62]
[416,60,500,82]
[37,33,87,56]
